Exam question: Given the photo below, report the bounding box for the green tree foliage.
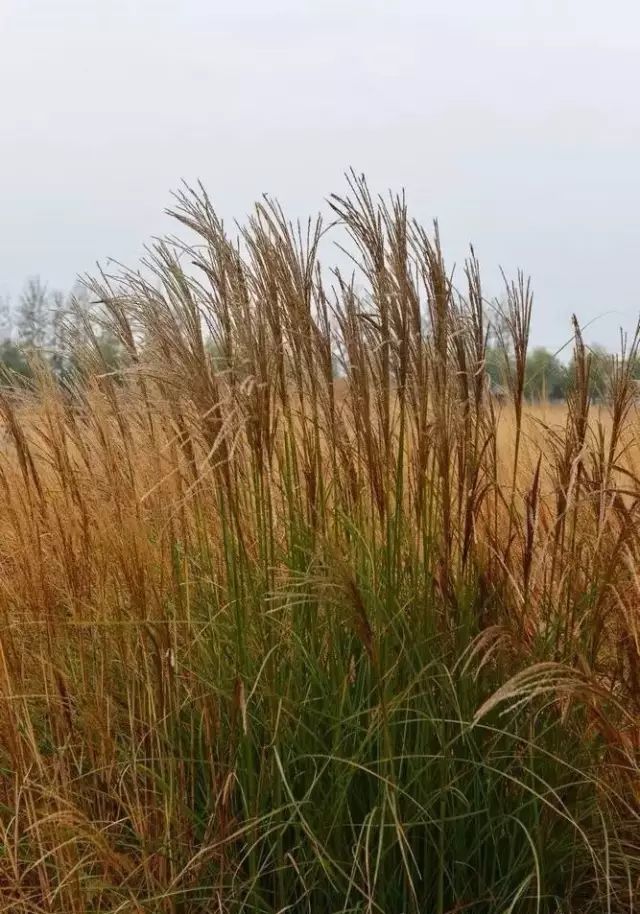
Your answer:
[524,347,568,401]
[586,343,610,399]
[484,345,509,387]
[0,339,31,379]
[0,278,126,386]
[567,343,612,400]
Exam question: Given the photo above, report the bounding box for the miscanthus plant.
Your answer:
[0,175,637,912]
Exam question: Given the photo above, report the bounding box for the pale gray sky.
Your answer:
[1,0,639,350]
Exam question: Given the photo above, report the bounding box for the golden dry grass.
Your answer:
[0,178,638,911]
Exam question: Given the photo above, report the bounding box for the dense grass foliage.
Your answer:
[0,178,638,912]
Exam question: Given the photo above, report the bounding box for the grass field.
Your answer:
[0,179,639,912]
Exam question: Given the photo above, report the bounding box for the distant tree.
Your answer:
[483,308,517,390]
[589,344,610,398]
[0,294,30,380]
[95,329,124,373]
[0,339,31,379]
[490,304,511,349]
[58,286,127,380]
[525,347,568,401]
[60,286,90,353]
[0,280,129,386]
[0,294,12,340]
[49,289,69,377]
[568,343,609,400]
[17,277,49,350]
[484,345,513,390]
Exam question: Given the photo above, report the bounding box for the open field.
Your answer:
[0,181,639,912]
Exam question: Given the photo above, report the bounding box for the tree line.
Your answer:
[0,277,121,383]
[485,342,638,401]
[0,277,635,400]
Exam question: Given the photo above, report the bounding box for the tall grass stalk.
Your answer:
[0,177,638,912]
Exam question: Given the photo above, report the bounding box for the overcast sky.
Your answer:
[1,0,639,351]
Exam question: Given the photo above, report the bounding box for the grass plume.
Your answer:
[0,177,638,912]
